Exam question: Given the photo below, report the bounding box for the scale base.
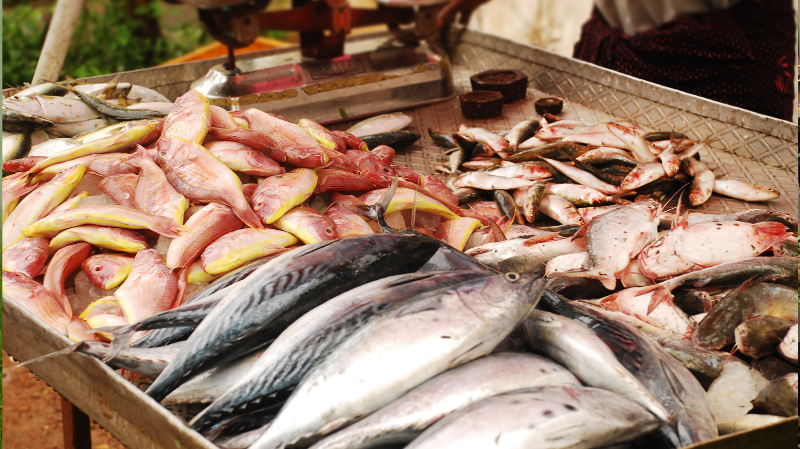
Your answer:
[191,37,455,124]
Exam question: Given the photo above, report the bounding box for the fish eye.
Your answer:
[160,151,166,156]
[255,202,263,207]
[505,273,520,282]
[94,267,102,271]
[383,168,390,173]
[325,228,334,235]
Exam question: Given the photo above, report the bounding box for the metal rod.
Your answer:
[224,46,238,73]
[31,0,85,86]
[61,395,92,449]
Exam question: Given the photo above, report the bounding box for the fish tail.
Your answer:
[234,202,265,229]
[158,217,188,238]
[346,176,399,233]
[102,325,139,362]
[16,341,88,370]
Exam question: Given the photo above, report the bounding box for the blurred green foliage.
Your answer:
[2,0,213,88]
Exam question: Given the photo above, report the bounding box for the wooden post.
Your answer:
[60,396,91,449]
[31,0,85,85]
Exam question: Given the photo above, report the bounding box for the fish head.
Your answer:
[277,207,338,243]
[155,138,185,169]
[3,96,45,117]
[466,273,547,319]
[81,254,134,289]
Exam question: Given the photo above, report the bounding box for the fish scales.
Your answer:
[144,233,440,402]
[190,271,495,434]
[248,273,546,449]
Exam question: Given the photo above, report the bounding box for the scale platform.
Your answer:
[191,35,454,124]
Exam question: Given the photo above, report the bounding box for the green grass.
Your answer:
[3,0,213,88]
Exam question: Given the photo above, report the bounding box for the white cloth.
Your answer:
[595,0,745,36]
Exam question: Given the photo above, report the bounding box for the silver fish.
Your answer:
[549,199,660,289]
[406,386,662,449]
[190,271,496,433]
[28,137,81,157]
[248,273,546,449]
[465,237,585,275]
[311,353,580,449]
[144,233,441,402]
[522,310,671,423]
[2,132,31,164]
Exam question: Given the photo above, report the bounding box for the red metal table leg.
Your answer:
[61,395,92,449]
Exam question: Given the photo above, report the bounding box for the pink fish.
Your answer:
[126,147,189,225]
[81,254,135,289]
[346,150,394,175]
[244,109,329,167]
[2,237,49,278]
[99,173,139,207]
[166,202,243,269]
[161,90,211,144]
[209,105,238,130]
[3,270,94,341]
[205,141,284,177]
[201,228,298,275]
[331,130,368,151]
[421,175,458,208]
[434,217,483,251]
[638,220,791,280]
[250,168,317,224]
[2,172,39,222]
[315,169,377,193]
[371,145,395,166]
[115,249,179,324]
[43,242,94,316]
[391,165,423,185]
[273,206,338,244]
[22,204,186,239]
[325,205,374,237]
[299,118,346,152]
[3,156,47,173]
[207,127,287,163]
[155,138,262,229]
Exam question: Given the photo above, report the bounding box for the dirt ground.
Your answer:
[3,351,126,449]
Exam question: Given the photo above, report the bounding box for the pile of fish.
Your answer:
[3,82,797,449]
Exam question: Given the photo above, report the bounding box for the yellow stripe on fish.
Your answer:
[201,228,298,275]
[435,217,483,251]
[361,187,460,220]
[50,225,148,254]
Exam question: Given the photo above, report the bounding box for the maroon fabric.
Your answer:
[573,0,795,121]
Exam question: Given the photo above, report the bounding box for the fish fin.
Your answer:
[486,219,507,242]
[726,343,740,362]
[647,286,672,315]
[102,325,139,362]
[366,176,399,233]
[599,276,617,290]
[15,341,89,370]
[599,291,620,305]
[568,222,590,242]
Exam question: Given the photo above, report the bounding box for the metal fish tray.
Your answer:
[3,29,797,449]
